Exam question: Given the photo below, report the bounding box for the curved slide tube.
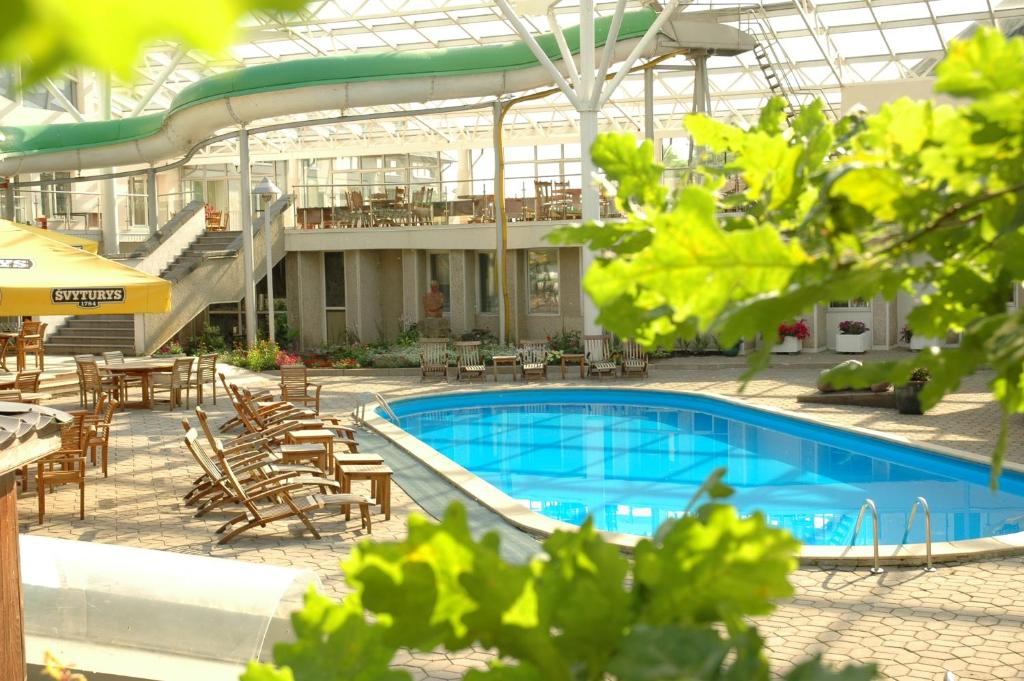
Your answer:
[0,11,753,175]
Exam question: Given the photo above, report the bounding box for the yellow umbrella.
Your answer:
[0,219,170,315]
[9,222,99,254]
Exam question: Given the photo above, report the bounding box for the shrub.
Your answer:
[275,350,300,368]
[153,340,184,356]
[246,339,280,371]
[777,319,810,341]
[459,328,498,344]
[838,320,869,335]
[396,323,420,347]
[547,329,583,353]
[186,323,228,355]
[221,345,248,368]
[371,348,423,369]
[332,357,359,369]
[910,367,932,382]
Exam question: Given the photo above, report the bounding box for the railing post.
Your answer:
[147,168,159,234]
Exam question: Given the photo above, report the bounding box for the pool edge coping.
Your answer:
[362,386,1024,566]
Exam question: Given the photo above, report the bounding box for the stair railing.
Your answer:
[901,496,936,572]
[849,498,884,574]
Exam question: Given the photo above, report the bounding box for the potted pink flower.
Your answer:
[835,320,871,353]
[772,320,809,354]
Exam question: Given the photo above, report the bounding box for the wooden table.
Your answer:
[560,353,586,379]
[338,464,393,520]
[285,429,335,474]
[103,357,184,409]
[492,355,518,382]
[279,443,329,471]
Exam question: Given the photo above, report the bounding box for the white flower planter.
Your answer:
[771,336,802,354]
[909,335,941,350]
[835,331,871,353]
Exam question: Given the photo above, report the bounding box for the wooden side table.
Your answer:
[560,353,586,379]
[339,464,393,520]
[278,443,329,471]
[284,429,335,474]
[492,355,518,382]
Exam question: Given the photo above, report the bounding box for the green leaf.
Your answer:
[783,655,877,681]
[607,625,733,681]
[935,27,1024,99]
[0,0,306,85]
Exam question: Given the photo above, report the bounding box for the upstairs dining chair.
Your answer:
[77,357,125,409]
[419,338,449,382]
[518,340,549,381]
[534,180,554,221]
[103,351,143,399]
[195,353,219,405]
[410,186,434,225]
[346,190,371,227]
[454,341,486,381]
[584,335,618,379]
[18,320,46,371]
[279,365,322,415]
[620,339,649,379]
[36,412,90,524]
[150,356,196,410]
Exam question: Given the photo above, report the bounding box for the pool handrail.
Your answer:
[850,498,884,574]
[903,496,936,572]
[374,393,400,423]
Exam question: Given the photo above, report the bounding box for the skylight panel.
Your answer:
[831,31,889,58]
[419,25,473,44]
[930,0,987,16]
[337,33,390,49]
[262,40,308,57]
[819,8,874,28]
[872,3,931,23]
[883,25,944,53]
[938,21,976,43]
[464,20,518,38]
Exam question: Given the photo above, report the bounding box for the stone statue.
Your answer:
[423,280,444,318]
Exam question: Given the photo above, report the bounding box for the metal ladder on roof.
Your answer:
[740,8,838,122]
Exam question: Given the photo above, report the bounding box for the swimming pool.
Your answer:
[380,389,1024,552]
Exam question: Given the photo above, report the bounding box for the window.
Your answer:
[428,252,451,313]
[829,298,870,309]
[527,248,559,314]
[324,252,347,344]
[128,175,147,226]
[478,252,498,314]
[23,76,77,112]
[0,69,14,100]
[40,172,72,221]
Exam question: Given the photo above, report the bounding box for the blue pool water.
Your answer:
[388,389,1024,546]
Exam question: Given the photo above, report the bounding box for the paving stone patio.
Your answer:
[16,359,1024,680]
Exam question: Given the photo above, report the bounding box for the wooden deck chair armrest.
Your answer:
[225,431,274,448]
[244,481,316,503]
[334,437,359,453]
[37,455,85,467]
[221,436,273,455]
[224,451,271,469]
[312,383,322,399]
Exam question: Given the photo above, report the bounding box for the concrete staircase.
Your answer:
[44,314,137,356]
[44,232,241,355]
[161,231,242,283]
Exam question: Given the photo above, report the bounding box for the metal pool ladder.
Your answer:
[374,393,400,422]
[850,498,884,574]
[902,496,936,572]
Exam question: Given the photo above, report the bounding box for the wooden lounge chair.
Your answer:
[620,340,649,379]
[584,334,618,379]
[420,338,449,382]
[454,341,486,381]
[229,384,360,453]
[186,411,333,516]
[217,372,272,432]
[182,424,371,543]
[518,340,549,381]
[280,365,322,414]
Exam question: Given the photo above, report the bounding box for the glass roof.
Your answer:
[112,0,1024,160]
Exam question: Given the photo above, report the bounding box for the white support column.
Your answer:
[688,52,710,166]
[3,184,14,221]
[643,67,662,161]
[579,108,601,336]
[99,73,119,255]
[147,169,159,233]
[239,128,257,347]
[264,210,276,343]
[493,100,508,344]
